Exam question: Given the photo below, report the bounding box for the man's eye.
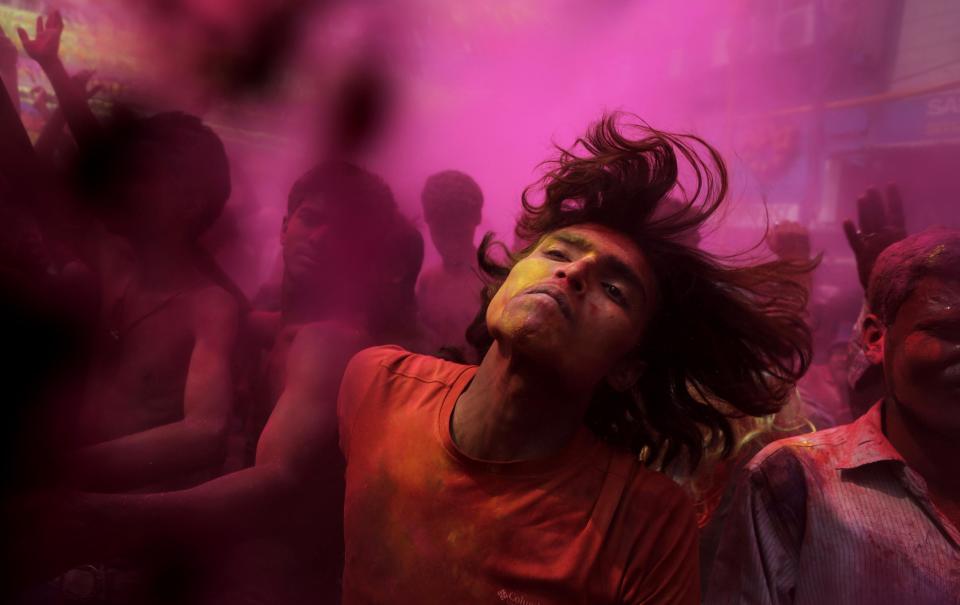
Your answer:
[544,249,569,261]
[604,283,627,306]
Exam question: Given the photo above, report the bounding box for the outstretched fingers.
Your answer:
[858,188,886,235]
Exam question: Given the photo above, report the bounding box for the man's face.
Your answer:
[282,195,353,286]
[120,157,210,243]
[426,215,478,267]
[486,224,656,392]
[868,276,960,432]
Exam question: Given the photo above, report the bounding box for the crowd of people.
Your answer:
[1,11,958,605]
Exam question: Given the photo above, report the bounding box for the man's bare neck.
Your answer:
[132,242,200,291]
[451,341,589,462]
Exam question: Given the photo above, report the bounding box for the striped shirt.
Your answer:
[705,402,960,605]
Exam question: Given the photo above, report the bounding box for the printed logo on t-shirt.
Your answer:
[496,589,543,605]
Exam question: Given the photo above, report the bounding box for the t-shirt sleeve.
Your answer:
[704,447,808,605]
[621,480,701,605]
[336,346,403,459]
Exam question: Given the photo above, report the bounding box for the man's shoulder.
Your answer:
[605,451,696,522]
[337,346,473,450]
[745,423,863,489]
[345,345,472,389]
[190,283,239,321]
[416,265,445,292]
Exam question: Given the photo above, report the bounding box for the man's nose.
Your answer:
[554,257,593,293]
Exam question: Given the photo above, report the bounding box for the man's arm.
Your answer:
[100,321,361,535]
[34,71,100,162]
[704,448,807,605]
[0,26,19,115]
[69,287,238,491]
[0,42,38,202]
[17,12,101,150]
[12,321,365,584]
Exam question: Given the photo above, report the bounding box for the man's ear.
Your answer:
[862,313,886,365]
[607,355,646,393]
[281,215,290,234]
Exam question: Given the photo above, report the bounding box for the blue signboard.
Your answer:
[825,86,960,150]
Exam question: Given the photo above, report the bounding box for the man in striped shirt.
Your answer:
[707,228,960,604]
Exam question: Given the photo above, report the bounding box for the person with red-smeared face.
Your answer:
[865,276,960,435]
[860,232,960,535]
[707,228,960,605]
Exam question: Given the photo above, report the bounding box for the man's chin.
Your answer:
[498,323,564,360]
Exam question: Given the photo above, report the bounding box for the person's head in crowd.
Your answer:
[81,111,230,247]
[281,159,405,317]
[421,170,483,270]
[826,340,851,389]
[864,228,960,433]
[467,113,813,471]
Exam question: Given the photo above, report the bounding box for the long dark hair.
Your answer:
[467,113,813,472]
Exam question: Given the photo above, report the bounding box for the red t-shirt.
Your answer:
[337,346,699,605]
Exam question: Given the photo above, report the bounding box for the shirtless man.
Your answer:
[17,14,239,492]
[68,114,239,492]
[246,160,426,450]
[11,163,425,604]
[416,170,485,355]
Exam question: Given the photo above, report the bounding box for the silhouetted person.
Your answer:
[13,14,240,493]
[246,160,427,453]
[12,162,427,605]
[843,185,908,419]
[63,111,239,492]
[417,170,485,355]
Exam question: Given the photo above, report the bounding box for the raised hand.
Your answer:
[842,184,907,290]
[15,10,101,152]
[17,11,63,68]
[768,220,811,262]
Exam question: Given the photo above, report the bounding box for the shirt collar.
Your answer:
[833,401,906,470]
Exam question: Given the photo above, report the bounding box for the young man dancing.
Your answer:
[336,114,812,604]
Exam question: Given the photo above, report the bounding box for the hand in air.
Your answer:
[17,10,64,68]
[768,220,811,262]
[842,184,907,290]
